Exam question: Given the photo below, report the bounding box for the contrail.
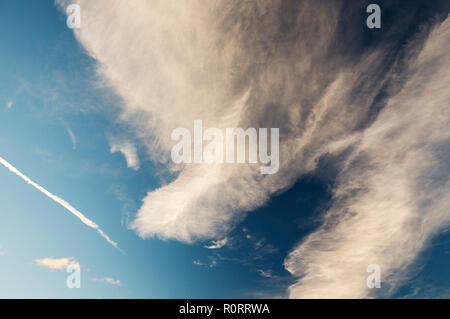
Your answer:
[0,156,119,249]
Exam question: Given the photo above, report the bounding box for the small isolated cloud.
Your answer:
[63,122,77,149]
[193,259,217,268]
[110,141,139,171]
[242,229,277,254]
[35,257,79,270]
[0,244,6,256]
[204,237,228,249]
[257,269,274,278]
[6,100,13,109]
[92,277,121,286]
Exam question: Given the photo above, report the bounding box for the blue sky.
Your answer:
[0,1,449,298]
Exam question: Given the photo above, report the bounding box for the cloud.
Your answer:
[110,141,139,170]
[58,0,450,297]
[204,237,228,249]
[284,16,450,298]
[92,277,121,286]
[241,228,277,255]
[60,0,357,243]
[257,269,274,278]
[35,257,79,270]
[6,100,13,109]
[0,244,6,256]
[0,156,119,249]
[109,184,136,226]
[63,122,77,149]
[193,259,217,268]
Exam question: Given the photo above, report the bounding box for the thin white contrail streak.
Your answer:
[0,156,119,249]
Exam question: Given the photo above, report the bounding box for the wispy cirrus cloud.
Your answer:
[257,269,274,278]
[35,257,79,270]
[204,237,228,250]
[110,141,139,171]
[0,156,119,249]
[92,277,121,286]
[193,259,217,269]
[285,16,450,298]
[63,121,77,150]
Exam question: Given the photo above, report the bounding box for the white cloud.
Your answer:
[35,257,79,270]
[6,100,13,109]
[63,122,77,149]
[284,17,450,298]
[0,156,119,249]
[257,269,274,278]
[193,259,217,268]
[60,0,355,243]
[204,237,228,249]
[110,141,139,171]
[0,244,6,256]
[92,277,121,286]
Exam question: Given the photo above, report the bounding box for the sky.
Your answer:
[0,0,449,298]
